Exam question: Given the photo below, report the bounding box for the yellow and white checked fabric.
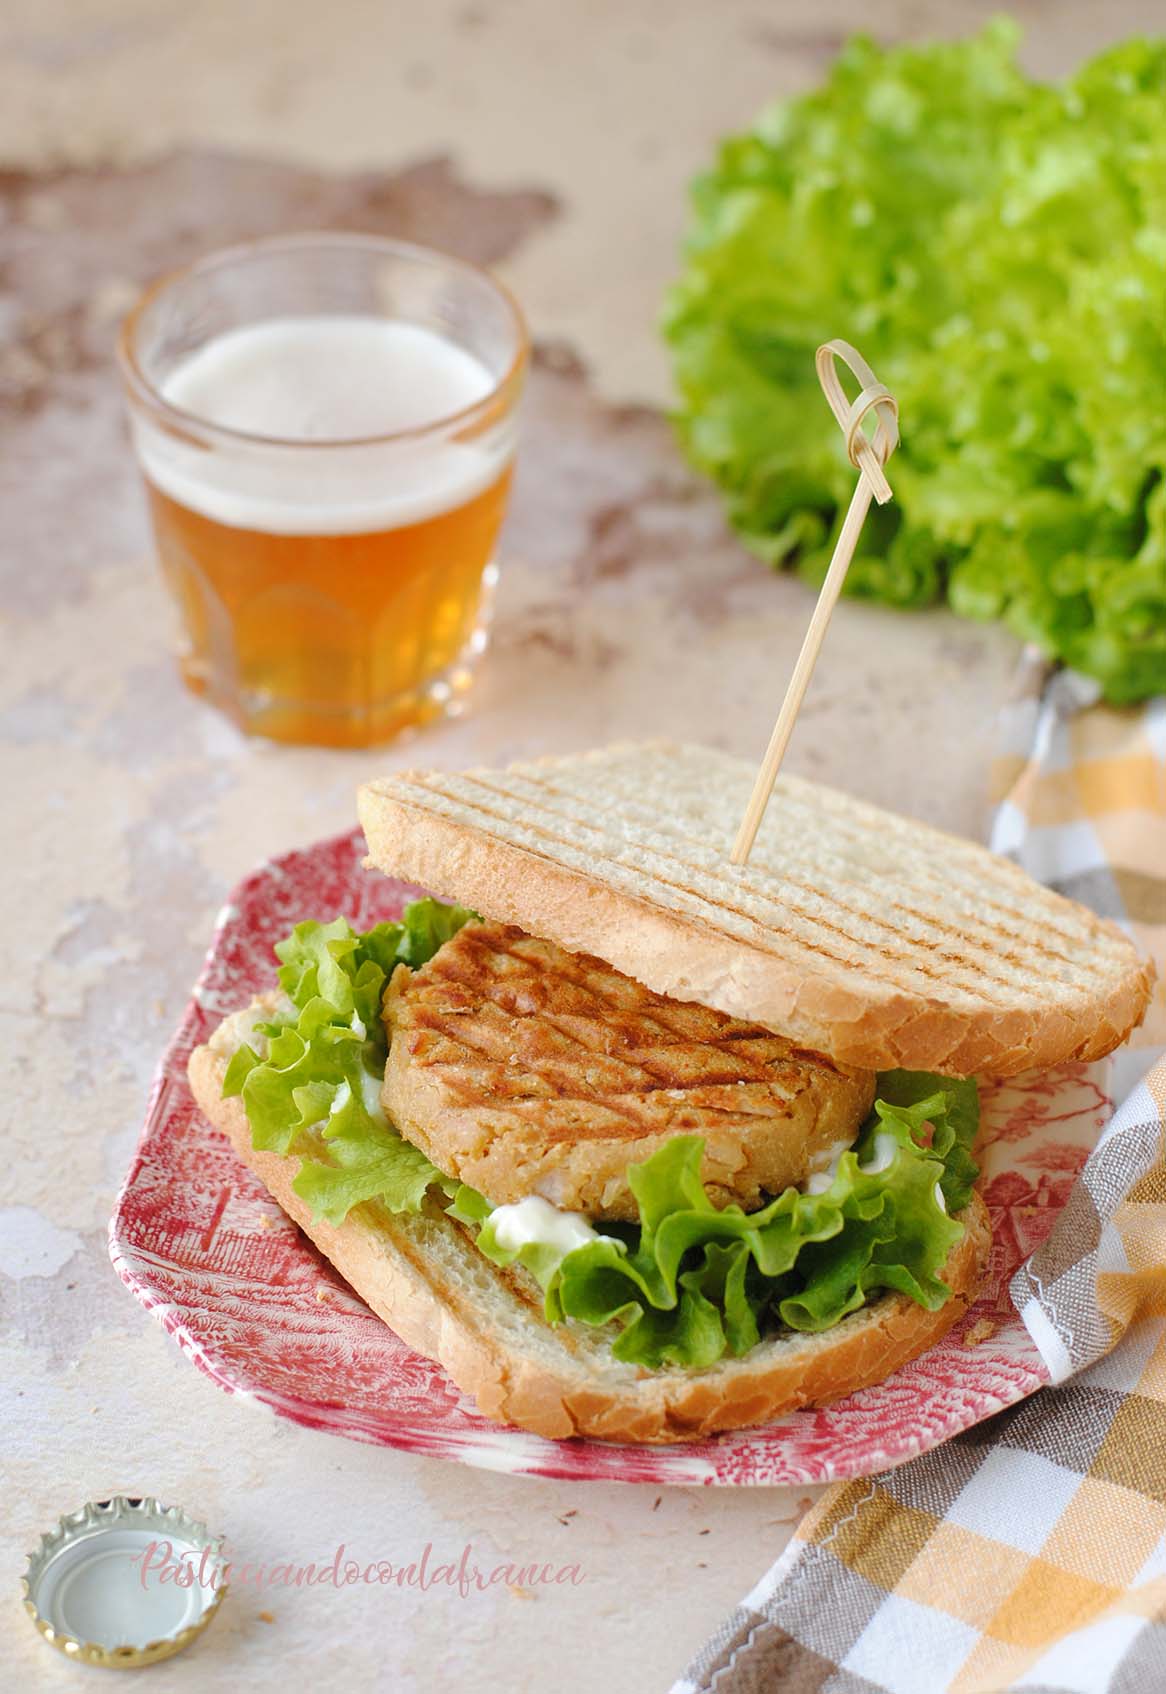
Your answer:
[675,665,1166,1694]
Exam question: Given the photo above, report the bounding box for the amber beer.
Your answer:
[120,238,527,747]
[143,466,512,748]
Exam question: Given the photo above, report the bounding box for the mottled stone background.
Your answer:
[2,3,1157,1689]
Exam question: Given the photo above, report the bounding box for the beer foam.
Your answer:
[135,317,508,535]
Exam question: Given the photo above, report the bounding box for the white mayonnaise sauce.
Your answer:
[359,1068,388,1125]
[804,1127,949,1215]
[859,1132,899,1177]
[803,1136,856,1196]
[489,1196,600,1257]
[216,995,295,1058]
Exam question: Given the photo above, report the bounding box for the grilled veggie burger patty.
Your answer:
[382,920,876,1221]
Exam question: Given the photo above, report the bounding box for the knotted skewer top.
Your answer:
[730,340,900,865]
[814,339,899,504]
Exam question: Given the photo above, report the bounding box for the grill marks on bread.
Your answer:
[435,770,1112,1008]
[358,743,1154,1074]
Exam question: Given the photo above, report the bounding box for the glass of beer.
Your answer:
[119,234,527,747]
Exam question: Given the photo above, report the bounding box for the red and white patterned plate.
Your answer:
[110,829,1111,1486]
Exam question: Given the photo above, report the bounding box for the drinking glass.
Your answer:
[119,233,528,747]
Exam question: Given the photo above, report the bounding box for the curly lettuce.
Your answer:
[475,1073,979,1369]
[222,902,477,1224]
[663,22,1166,701]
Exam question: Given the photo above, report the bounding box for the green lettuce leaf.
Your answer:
[394,898,481,967]
[475,1071,979,1368]
[222,902,478,1224]
[875,1070,979,1211]
[664,23,1166,701]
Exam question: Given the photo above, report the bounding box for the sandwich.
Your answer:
[188,743,1152,1443]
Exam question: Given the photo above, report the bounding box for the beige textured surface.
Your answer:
[3,3,1157,1690]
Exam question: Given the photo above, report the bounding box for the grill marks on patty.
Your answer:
[383,921,876,1220]
[395,927,838,1137]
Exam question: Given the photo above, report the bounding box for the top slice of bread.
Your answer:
[358,742,1153,1077]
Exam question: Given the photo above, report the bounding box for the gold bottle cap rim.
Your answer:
[22,1496,227,1669]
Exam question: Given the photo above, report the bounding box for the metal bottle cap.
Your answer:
[22,1496,227,1669]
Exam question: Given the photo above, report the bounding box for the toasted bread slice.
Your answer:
[189,1025,990,1445]
[382,919,874,1220]
[358,742,1152,1076]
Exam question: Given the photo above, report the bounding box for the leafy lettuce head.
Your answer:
[664,22,1166,701]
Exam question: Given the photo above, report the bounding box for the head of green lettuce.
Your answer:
[663,21,1166,702]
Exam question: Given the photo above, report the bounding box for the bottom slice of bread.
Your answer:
[188,1040,991,1445]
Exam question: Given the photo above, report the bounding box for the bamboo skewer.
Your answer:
[730,340,900,865]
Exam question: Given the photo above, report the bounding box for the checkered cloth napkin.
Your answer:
[674,664,1166,1694]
